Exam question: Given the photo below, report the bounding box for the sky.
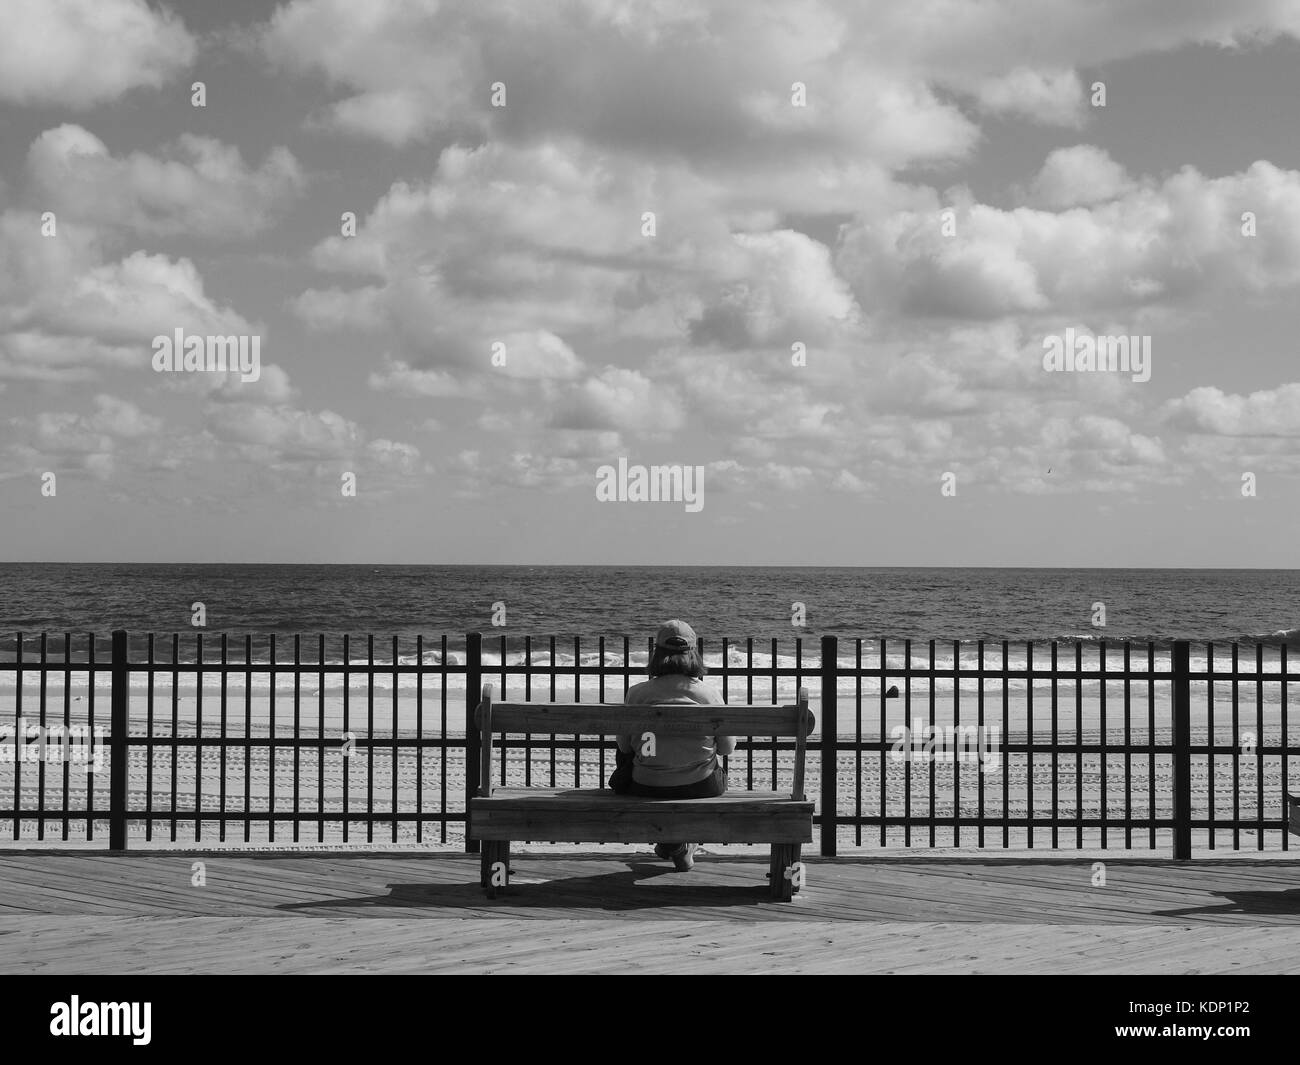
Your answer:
[3,0,1300,566]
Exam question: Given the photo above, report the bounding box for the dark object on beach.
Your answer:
[885,685,899,698]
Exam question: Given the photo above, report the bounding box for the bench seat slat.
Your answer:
[471,788,814,844]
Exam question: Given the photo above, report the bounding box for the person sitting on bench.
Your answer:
[607,619,736,871]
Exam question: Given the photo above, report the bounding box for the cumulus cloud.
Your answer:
[548,368,685,436]
[1028,145,1135,209]
[260,0,978,167]
[0,0,195,108]
[22,394,164,479]
[368,360,465,398]
[688,231,860,349]
[0,210,254,381]
[974,68,1085,125]
[27,125,304,239]
[837,160,1300,317]
[1165,383,1300,436]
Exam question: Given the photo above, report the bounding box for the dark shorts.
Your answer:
[608,749,727,798]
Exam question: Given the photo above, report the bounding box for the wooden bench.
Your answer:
[469,684,815,901]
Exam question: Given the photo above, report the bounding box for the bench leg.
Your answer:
[770,844,803,901]
[481,841,511,897]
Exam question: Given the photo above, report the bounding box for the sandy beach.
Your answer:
[1,684,1293,851]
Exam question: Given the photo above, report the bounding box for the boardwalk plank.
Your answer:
[2,851,1299,973]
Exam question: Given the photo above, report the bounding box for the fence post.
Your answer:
[819,635,838,857]
[109,630,128,851]
[1171,640,1192,860]
[465,632,482,854]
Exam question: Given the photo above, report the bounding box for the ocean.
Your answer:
[0,561,1294,644]
[2,563,1298,646]
[2,565,1298,709]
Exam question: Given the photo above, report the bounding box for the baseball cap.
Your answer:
[655,619,698,652]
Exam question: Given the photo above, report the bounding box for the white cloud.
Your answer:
[548,367,685,435]
[975,68,1084,126]
[0,0,195,108]
[1165,383,1300,436]
[837,160,1300,317]
[27,125,304,238]
[689,231,860,348]
[0,210,254,381]
[1028,145,1135,209]
[368,360,465,398]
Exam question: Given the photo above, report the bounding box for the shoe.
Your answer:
[670,843,698,872]
[653,843,679,861]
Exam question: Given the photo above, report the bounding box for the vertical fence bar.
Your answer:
[1282,644,1289,851]
[109,629,128,851]
[440,634,447,844]
[928,639,936,848]
[219,634,228,843]
[573,635,582,788]
[317,634,325,844]
[1123,642,1132,849]
[879,639,887,848]
[62,632,72,841]
[1206,643,1214,851]
[294,634,301,844]
[268,633,276,844]
[499,633,508,788]
[366,634,374,844]
[1049,641,1057,849]
[1255,644,1264,850]
[1099,639,1107,849]
[392,635,399,843]
[1231,642,1240,849]
[598,635,606,785]
[1172,640,1192,860]
[171,634,180,842]
[1074,642,1083,848]
[854,638,862,848]
[548,636,557,787]
[524,635,533,788]
[195,632,203,842]
[769,637,777,784]
[416,634,424,844]
[819,635,837,857]
[745,637,754,790]
[87,633,96,842]
[465,632,482,854]
[341,634,349,844]
[976,640,985,849]
[13,633,22,840]
[953,638,961,847]
[905,638,913,848]
[1026,642,1034,849]
[1001,640,1009,849]
[38,634,47,841]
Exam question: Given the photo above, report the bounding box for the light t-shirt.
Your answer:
[616,674,734,788]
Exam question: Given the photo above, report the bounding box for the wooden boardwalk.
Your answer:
[2,847,1298,974]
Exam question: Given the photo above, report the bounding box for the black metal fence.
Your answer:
[0,631,1294,856]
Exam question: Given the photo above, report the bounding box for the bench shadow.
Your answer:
[1153,889,1300,918]
[277,859,777,913]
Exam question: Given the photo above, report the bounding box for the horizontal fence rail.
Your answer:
[0,631,1295,857]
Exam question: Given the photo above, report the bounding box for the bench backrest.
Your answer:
[474,683,814,802]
